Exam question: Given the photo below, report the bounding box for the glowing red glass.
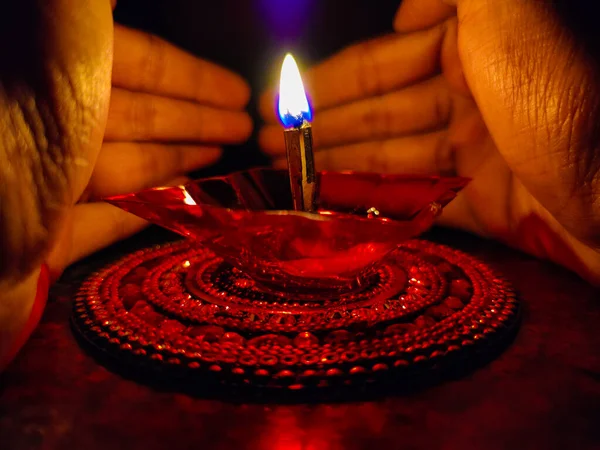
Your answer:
[105,169,469,295]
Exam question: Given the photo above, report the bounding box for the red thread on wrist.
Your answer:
[0,264,50,371]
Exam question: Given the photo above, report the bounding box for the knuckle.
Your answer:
[351,38,382,97]
[131,94,157,138]
[377,97,394,138]
[360,97,380,132]
[361,96,393,139]
[433,83,453,125]
[142,34,167,92]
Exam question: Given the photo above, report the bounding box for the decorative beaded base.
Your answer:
[72,240,520,395]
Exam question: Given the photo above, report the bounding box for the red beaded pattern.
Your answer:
[139,248,444,333]
[72,240,519,390]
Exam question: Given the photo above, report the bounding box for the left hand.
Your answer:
[49,22,252,275]
[0,0,251,369]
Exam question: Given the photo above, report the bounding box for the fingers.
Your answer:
[260,27,447,122]
[260,76,452,156]
[113,25,250,109]
[87,143,221,199]
[105,88,252,143]
[108,25,253,153]
[304,27,444,110]
[394,0,455,33]
[273,130,453,175]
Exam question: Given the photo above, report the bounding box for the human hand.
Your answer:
[50,21,252,274]
[0,0,251,363]
[259,0,600,285]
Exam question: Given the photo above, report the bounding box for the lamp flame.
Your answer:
[278,53,312,128]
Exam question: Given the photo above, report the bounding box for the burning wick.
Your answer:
[278,53,316,212]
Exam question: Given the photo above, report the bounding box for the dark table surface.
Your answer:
[1,227,599,450]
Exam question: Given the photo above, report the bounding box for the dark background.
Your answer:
[114,0,401,175]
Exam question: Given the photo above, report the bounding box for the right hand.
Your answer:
[258,0,600,285]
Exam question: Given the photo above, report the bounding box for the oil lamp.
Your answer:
[85,52,521,394]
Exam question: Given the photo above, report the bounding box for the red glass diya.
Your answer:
[105,168,469,297]
[72,54,519,396]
